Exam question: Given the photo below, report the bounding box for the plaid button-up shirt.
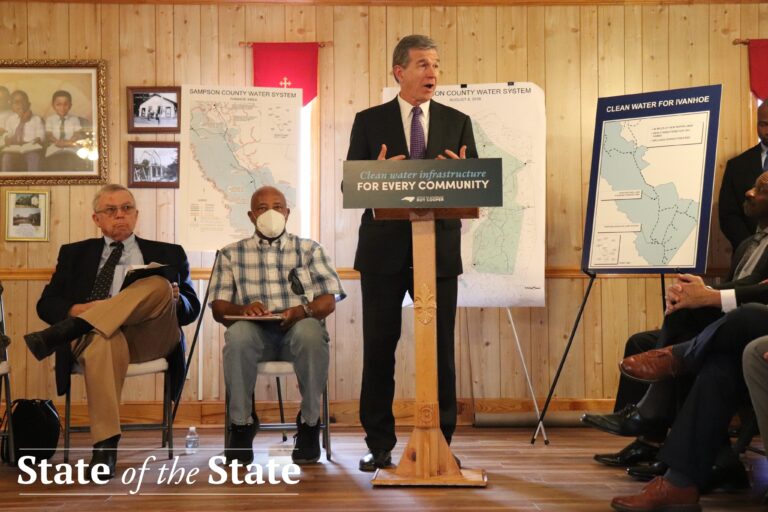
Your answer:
[208,233,345,312]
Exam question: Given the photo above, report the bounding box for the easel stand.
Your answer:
[531,270,596,445]
[372,210,487,487]
[530,271,667,444]
[504,307,548,443]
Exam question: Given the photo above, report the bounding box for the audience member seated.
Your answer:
[208,185,345,466]
[609,302,768,511]
[23,184,200,479]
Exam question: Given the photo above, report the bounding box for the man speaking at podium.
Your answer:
[346,34,478,472]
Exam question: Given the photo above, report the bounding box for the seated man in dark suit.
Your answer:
[610,302,768,511]
[24,184,200,478]
[585,170,768,471]
[719,101,768,250]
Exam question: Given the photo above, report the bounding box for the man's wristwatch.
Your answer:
[301,303,313,318]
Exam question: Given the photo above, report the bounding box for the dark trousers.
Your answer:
[658,304,768,488]
[359,270,458,452]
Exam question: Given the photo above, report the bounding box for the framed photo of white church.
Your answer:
[127,86,180,133]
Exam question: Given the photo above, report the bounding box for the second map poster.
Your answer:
[582,85,722,274]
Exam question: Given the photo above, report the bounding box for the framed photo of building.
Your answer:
[128,141,180,188]
[127,86,180,133]
[5,189,49,241]
[0,59,108,185]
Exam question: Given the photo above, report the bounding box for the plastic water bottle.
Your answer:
[185,426,199,455]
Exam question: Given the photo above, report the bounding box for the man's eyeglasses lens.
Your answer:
[97,205,136,217]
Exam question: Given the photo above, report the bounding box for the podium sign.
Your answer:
[343,158,502,209]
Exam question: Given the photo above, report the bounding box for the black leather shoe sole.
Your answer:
[23,332,54,361]
[581,409,664,438]
[359,451,392,472]
[702,462,750,494]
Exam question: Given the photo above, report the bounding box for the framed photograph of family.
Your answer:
[128,141,180,189]
[5,189,49,241]
[127,86,180,134]
[0,59,108,185]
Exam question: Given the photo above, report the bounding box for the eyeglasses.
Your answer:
[95,204,136,217]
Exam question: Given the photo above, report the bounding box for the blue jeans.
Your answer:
[223,318,329,426]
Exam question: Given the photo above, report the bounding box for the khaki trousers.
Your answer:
[72,276,179,443]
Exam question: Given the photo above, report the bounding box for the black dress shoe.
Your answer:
[89,434,120,481]
[702,460,750,493]
[581,405,666,437]
[359,450,392,472]
[226,419,258,465]
[627,460,668,481]
[24,317,93,361]
[594,439,659,467]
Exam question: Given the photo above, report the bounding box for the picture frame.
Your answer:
[128,141,180,189]
[127,86,181,133]
[0,59,108,185]
[5,189,49,241]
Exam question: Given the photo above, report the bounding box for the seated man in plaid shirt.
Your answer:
[209,185,346,466]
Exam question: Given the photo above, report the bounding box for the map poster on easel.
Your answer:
[582,85,722,274]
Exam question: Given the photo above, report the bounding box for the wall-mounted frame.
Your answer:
[5,189,49,241]
[128,141,180,189]
[127,86,181,133]
[0,59,107,185]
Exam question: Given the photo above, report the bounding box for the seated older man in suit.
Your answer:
[24,184,200,478]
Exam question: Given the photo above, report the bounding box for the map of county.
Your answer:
[591,112,709,269]
[386,83,546,307]
[180,86,301,251]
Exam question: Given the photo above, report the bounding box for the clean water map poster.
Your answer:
[179,85,301,251]
[582,85,721,274]
[385,83,546,306]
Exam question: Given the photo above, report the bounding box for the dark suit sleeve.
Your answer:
[734,283,768,305]
[37,245,77,325]
[719,157,752,249]
[459,114,478,159]
[347,112,371,160]
[173,245,201,326]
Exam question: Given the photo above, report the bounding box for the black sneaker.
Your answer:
[226,416,258,465]
[292,412,321,464]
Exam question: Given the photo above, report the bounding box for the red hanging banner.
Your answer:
[749,40,768,101]
[252,42,319,107]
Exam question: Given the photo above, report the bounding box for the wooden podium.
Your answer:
[370,207,487,487]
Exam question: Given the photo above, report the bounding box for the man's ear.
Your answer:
[392,66,402,84]
[247,210,257,226]
[285,208,290,220]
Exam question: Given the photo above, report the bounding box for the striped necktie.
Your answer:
[410,106,426,160]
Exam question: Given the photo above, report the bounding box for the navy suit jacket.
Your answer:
[36,236,201,398]
[346,97,478,277]
[718,144,762,249]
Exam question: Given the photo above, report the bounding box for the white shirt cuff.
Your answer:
[720,289,737,313]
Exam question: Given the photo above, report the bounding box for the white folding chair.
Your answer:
[225,361,331,461]
[64,357,173,462]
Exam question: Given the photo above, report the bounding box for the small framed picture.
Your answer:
[128,141,180,188]
[127,86,180,133]
[5,189,49,241]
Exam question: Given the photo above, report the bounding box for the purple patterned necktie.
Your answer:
[410,106,426,160]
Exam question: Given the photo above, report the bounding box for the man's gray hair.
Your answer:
[392,34,438,81]
[93,184,135,211]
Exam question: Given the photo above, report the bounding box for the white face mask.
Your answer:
[256,209,287,239]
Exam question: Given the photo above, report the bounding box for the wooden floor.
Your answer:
[0,426,765,511]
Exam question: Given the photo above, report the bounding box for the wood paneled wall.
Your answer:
[1,2,765,413]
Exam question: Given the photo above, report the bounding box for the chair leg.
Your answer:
[322,382,331,461]
[224,389,230,449]
[2,374,14,465]
[276,376,287,442]
[64,387,71,463]
[165,370,173,459]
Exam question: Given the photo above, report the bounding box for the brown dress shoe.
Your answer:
[619,346,683,383]
[611,476,700,512]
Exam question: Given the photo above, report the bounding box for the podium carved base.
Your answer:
[371,426,488,487]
